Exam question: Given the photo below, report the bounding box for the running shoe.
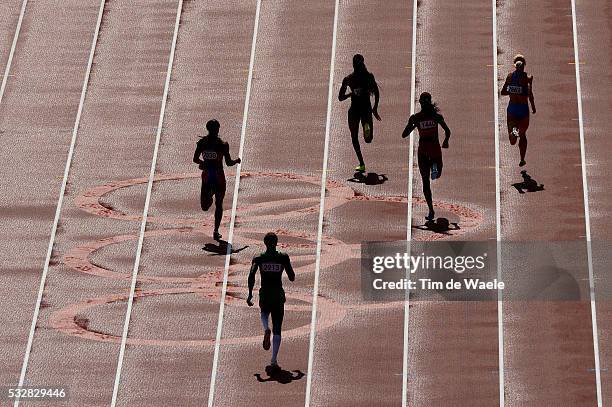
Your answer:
[431,163,440,180]
[263,329,271,350]
[363,123,373,143]
[519,160,526,167]
[355,164,366,172]
[213,231,222,241]
[510,127,519,144]
[425,210,435,221]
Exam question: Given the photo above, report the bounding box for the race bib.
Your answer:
[203,151,218,160]
[419,120,437,130]
[352,87,366,97]
[261,263,282,273]
[507,85,524,95]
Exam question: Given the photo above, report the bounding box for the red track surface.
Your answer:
[0,0,609,406]
[577,0,612,403]
[406,1,499,405]
[498,0,597,404]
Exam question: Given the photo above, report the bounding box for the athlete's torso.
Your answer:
[411,111,443,157]
[413,111,441,142]
[506,71,530,105]
[197,136,227,183]
[254,251,290,290]
[345,72,376,109]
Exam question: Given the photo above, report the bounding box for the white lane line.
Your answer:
[109,0,183,405]
[13,1,106,405]
[492,0,505,406]
[207,0,262,405]
[570,0,602,404]
[303,0,339,405]
[0,0,28,105]
[402,0,417,405]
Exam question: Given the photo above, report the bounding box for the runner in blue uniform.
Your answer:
[193,120,241,241]
[501,54,536,167]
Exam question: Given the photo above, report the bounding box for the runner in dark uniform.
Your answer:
[501,54,536,167]
[338,54,381,172]
[402,92,451,221]
[193,120,241,241]
[247,232,295,370]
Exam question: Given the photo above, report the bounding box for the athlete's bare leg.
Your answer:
[518,131,527,165]
[200,184,213,211]
[348,110,365,167]
[213,186,226,240]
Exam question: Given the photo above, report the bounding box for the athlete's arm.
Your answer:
[401,115,417,138]
[371,75,381,121]
[338,77,351,102]
[246,259,258,306]
[193,141,204,165]
[223,143,241,166]
[284,254,295,282]
[528,76,536,114]
[500,76,510,96]
[438,114,451,148]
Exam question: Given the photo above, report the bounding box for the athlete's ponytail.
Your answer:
[513,54,526,69]
[353,54,369,75]
[418,92,440,114]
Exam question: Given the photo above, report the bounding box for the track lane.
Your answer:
[209,1,336,405]
[0,0,101,393]
[575,0,612,403]
[497,0,598,404]
[308,1,413,405]
[406,0,499,405]
[15,1,181,405]
[110,0,257,405]
[0,0,24,100]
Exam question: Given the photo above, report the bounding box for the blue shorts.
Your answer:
[507,103,529,119]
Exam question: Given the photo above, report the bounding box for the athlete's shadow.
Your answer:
[202,239,248,255]
[347,172,388,185]
[254,366,305,384]
[412,218,460,235]
[512,170,544,194]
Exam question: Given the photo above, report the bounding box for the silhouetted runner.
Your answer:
[501,54,536,167]
[247,232,295,371]
[338,54,381,172]
[402,92,451,221]
[193,119,241,241]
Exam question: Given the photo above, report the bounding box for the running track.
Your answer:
[0,0,609,406]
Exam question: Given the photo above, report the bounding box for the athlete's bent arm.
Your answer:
[285,255,295,282]
[401,115,417,138]
[528,76,536,114]
[438,115,451,148]
[338,77,351,102]
[223,144,241,166]
[372,76,381,120]
[193,143,204,165]
[246,260,258,306]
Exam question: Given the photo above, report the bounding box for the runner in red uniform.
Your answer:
[402,92,451,221]
[501,54,536,167]
[193,120,241,241]
[338,54,381,172]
